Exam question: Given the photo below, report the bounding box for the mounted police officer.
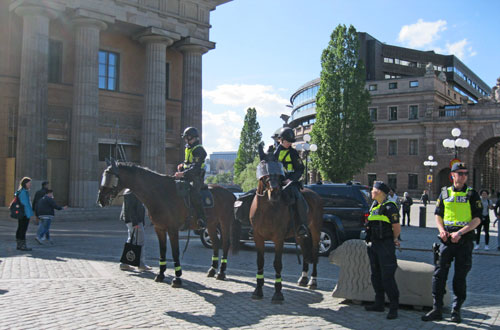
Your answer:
[174,127,207,230]
[364,181,401,320]
[273,127,308,238]
[422,162,482,323]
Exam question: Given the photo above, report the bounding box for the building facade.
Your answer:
[0,0,230,207]
[208,151,237,174]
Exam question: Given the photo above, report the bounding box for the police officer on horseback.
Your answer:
[422,162,482,323]
[174,127,207,230]
[273,127,309,238]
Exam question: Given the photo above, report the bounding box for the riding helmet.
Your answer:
[181,127,199,139]
[278,127,296,142]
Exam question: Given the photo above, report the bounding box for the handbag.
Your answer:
[120,228,142,267]
[9,192,25,219]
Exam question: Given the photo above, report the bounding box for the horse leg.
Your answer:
[252,237,265,300]
[307,261,318,290]
[298,262,309,287]
[272,242,284,304]
[207,225,219,278]
[168,230,182,288]
[217,222,230,281]
[154,227,167,282]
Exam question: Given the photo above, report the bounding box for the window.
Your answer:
[369,108,377,122]
[99,50,119,91]
[408,174,418,189]
[369,84,377,91]
[384,57,394,64]
[389,82,398,89]
[409,105,418,120]
[409,80,419,88]
[389,106,397,121]
[409,139,418,155]
[165,62,170,99]
[48,39,63,83]
[368,174,377,187]
[388,140,397,156]
[387,174,397,191]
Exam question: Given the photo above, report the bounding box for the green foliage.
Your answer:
[311,24,374,182]
[234,108,262,177]
[234,157,260,192]
[206,172,233,185]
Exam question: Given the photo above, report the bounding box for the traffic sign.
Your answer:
[427,175,433,183]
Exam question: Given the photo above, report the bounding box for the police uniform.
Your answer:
[365,198,400,316]
[428,183,482,319]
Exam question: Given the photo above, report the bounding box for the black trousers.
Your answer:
[475,215,490,245]
[402,209,410,225]
[16,217,30,240]
[367,238,399,309]
[189,180,206,221]
[432,237,473,309]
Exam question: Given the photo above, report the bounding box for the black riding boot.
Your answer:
[294,189,309,238]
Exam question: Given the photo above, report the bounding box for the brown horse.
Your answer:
[249,160,323,303]
[97,160,239,287]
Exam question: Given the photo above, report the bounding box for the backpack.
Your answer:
[9,191,25,219]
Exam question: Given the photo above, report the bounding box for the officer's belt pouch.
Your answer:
[175,180,190,198]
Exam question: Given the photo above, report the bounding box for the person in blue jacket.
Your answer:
[15,177,34,251]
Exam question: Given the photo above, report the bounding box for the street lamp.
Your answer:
[442,127,470,159]
[423,155,438,199]
[295,134,317,184]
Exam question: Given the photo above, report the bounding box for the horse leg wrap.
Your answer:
[256,272,264,287]
[275,275,282,292]
[220,258,227,273]
[159,259,167,274]
[211,256,219,269]
[174,263,182,277]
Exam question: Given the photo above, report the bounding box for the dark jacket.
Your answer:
[37,195,63,216]
[402,196,413,211]
[120,191,145,226]
[182,141,207,182]
[273,144,304,182]
[32,187,48,216]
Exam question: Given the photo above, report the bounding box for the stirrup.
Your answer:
[197,218,206,230]
[296,225,309,238]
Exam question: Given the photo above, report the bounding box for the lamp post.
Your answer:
[423,155,438,199]
[295,133,317,184]
[442,127,470,160]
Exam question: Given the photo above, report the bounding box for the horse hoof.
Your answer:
[171,277,182,288]
[272,292,284,304]
[297,276,308,287]
[251,287,263,300]
[155,274,164,282]
[307,278,317,289]
[207,268,217,278]
[216,272,226,281]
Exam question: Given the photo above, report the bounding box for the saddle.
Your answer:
[175,180,214,208]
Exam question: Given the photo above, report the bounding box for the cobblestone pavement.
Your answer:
[0,210,499,329]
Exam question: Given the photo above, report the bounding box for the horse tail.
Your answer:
[301,235,313,264]
[230,191,241,255]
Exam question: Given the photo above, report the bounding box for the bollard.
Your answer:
[419,206,426,228]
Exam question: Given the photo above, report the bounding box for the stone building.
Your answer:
[0,0,230,207]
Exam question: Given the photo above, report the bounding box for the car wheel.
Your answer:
[318,226,338,256]
[200,227,221,249]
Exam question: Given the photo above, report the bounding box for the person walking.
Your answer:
[15,177,34,251]
[421,190,429,207]
[35,189,67,244]
[474,189,492,250]
[119,189,151,271]
[493,192,500,251]
[401,192,413,226]
[32,181,49,222]
[364,181,401,320]
[422,163,482,323]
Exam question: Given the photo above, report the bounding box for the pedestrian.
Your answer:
[421,190,429,207]
[364,181,401,320]
[401,192,413,226]
[422,162,482,323]
[32,181,49,222]
[475,189,492,250]
[493,192,500,251]
[388,189,400,210]
[15,177,34,251]
[119,189,151,271]
[35,189,67,244]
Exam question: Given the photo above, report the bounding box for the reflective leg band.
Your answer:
[212,256,219,261]
[221,259,227,263]
[256,274,264,279]
[275,278,282,283]
[175,266,182,271]
[159,261,167,266]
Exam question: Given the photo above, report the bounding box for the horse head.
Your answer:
[256,160,285,203]
[97,158,123,207]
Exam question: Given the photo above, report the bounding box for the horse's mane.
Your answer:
[115,162,173,181]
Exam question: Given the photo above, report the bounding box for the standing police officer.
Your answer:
[365,181,401,320]
[422,162,482,323]
[174,127,207,230]
[273,127,308,238]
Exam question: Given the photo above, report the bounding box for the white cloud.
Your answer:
[203,84,289,117]
[435,39,477,61]
[202,110,243,153]
[398,19,447,48]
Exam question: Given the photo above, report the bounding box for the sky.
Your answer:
[201,0,500,157]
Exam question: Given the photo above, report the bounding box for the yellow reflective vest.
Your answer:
[184,144,206,169]
[443,187,472,227]
[278,149,293,172]
[368,201,397,224]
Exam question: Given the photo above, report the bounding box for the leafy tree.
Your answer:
[234,107,262,177]
[234,157,260,192]
[206,171,233,185]
[311,24,374,182]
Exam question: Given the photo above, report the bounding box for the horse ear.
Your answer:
[105,158,111,166]
[110,157,118,174]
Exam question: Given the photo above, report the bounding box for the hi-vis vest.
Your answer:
[184,144,206,169]
[368,201,397,224]
[278,149,293,172]
[443,187,472,227]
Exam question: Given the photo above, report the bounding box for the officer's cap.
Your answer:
[451,162,467,172]
[373,181,390,195]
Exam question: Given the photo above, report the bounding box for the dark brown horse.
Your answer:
[249,160,323,303]
[97,160,238,287]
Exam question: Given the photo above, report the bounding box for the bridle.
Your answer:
[100,170,121,203]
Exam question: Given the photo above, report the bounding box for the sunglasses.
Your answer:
[455,172,469,176]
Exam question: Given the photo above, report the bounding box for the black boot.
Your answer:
[296,224,309,238]
[197,218,207,230]
[450,309,462,323]
[16,239,22,250]
[421,308,443,321]
[386,308,398,319]
[18,240,32,251]
[294,191,309,238]
[365,300,384,312]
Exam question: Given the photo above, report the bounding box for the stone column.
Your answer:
[69,18,107,207]
[14,5,58,189]
[138,36,173,173]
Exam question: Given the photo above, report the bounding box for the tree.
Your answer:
[206,172,233,185]
[311,24,374,182]
[234,107,262,177]
[234,157,260,192]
